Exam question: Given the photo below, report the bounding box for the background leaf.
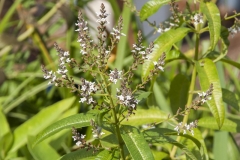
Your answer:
[222,88,240,111]
[169,74,190,115]
[198,117,240,133]
[27,135,60,160]
[196,59,225,128]
[9,97,76,153]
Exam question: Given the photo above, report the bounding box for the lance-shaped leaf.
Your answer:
[9,97,76,153]
[142,28,190,80]
[198,117,240,133]
[140,0,170,21]
[196,58,225,128]
[60,149,96,160]
[33,113,95,146]
[121,125,155,160]
[121,108,174,126]
[27,135,60,160]
[200,2,221,51]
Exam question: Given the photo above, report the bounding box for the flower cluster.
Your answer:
[75,11,93,55]
[96,4,110,25]
[79,79,98,104]
[90,120,105,139]
[157,2,180,34]
[41,65,57,85]
[191,13,204,26]
[190,83,213,109]
[54,43,71,78]
[157,25,171,34]
[111,27,126,40]
[153,52,166,72]
[174,120,198,136]
[228,18,240,37]
[131,31,152,61]
[72,127,86,147]
[109,68,122,84]
[110,16,124,47]
[117,81,139,117]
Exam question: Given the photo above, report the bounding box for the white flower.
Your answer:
[109,69,122,84]
[79,97,87,103]
[76,141,81,146]
[117,95,124,101]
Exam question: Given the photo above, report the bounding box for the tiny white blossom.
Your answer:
[76,141,81,146]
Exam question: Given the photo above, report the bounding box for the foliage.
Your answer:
[1,0,240,160]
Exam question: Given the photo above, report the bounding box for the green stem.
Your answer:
[170,28,200,159]
[101,74,125,160]
[224,12,240,20]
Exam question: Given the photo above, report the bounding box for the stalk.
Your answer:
[170,27,200,158]
[101,74,125,159]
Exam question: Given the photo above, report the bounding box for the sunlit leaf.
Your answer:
[140,0,170,21]
[121,108,174,126]
[196,59,225,128]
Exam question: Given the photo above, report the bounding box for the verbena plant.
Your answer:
[2,0,240,159]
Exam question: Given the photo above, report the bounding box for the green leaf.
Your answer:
[227,134,240,160]
[221,58,240,70]
[139,0,170,21]
[196,58,225,128]
[153,82,171,113]
[101,133,118,148]
[33,112,95,146]
[9,97,76,153]
[169,74,190,115]
[134,91,152,101]
[198,117,240,133]
[0,132,13,159]
[181,136,202,160]
[121,108,173,126]
[143,128,197,159]
[222,88,240,111]
[27,135,60,160]
[142,28,190,80]
[0,109,10,138]
[213,131,228,160]
[193,129,209,160]
[60,149,96,160]
[3,81,49,113]
[200,2,221,51]
[121,125,155,160]
[96,150,118,160]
